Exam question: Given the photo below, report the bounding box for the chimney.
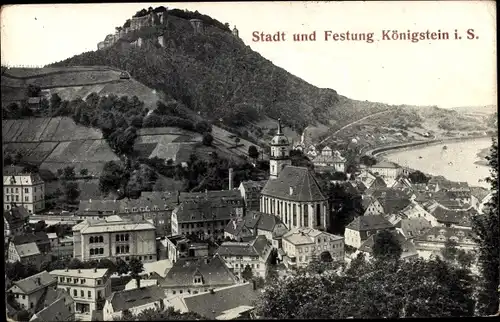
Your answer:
[289,187,294,196]
[94,268,97,273]
[228,168,234,190]
[89,199,92,203]
[36,277,41,285]
[78,269,81,273]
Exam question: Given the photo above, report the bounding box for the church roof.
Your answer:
[261,166,326,202]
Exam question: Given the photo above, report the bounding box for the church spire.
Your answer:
[277,118,282,135]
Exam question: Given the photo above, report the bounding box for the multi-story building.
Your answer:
[158,235,209,262]
[311,147,346,173]
[171,200,236,241]
[160,256,238,296]
[215,235,273,279]
[7,242,44,269]
[72,215,157,263]
[103,285,167,321]
[4,206,29,239]
[413,226,477,259]
[281,227,344,268]
[50,268,111,320]
[224,211,289,248]
[239,180,267,211]
[369,161,403,182]
[344,215,395,248]
[7,271,57,312]
[3,166,45,213]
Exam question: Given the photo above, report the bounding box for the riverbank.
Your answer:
[365,135,493,157]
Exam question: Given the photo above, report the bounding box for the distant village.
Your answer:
[4,116,492,321]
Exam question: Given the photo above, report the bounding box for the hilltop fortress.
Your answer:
[97,7,240,50]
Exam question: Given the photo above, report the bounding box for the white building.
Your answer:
[3,166,45,213]
[215,235,273,279]
[72,215,157,263]
[269,118,292,179]
[50,268,111,321]
[344,215,395,248]
[7,271,57,312]
[103,285,167,321]
[311,147,346,173]
[369,161,403,182]
[281,227,344,268]
[413,226,478,259]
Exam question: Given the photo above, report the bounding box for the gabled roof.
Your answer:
[216,235,271,258]
[4,206,29,225]
[396,218,432,239]
[143,259,173,278]
[261,166,326,202]
[414,226,476,244]
[42,288,74,308]
[283,227,343,246]
[50,268,109,279]
[346,215,394,232]
[469,186,490,201]
[11,232,49,246]
[15,242,41,257]
[358,231,418,259]
[429,206,474,226]
[224,219,246,237]
[177,283,260,319]
[240,180,267,192]
[161,256,237,288]
[108,285,165,312]
[10,271,56,294]
[31,298,73,322]
[173,200,236,223]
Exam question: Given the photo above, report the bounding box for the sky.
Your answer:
[1,1,497,109]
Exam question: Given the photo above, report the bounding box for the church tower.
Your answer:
[269,118,291,179]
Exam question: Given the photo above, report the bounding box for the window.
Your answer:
[149,256,153,260]
[16,196,19,201]
[99,236,104,243]
[179,290,183,294]
[25,188,29,193]
[316,204,321,225]
[16,188,19,193]
[116,235,119,242]
[173,290,176,295]
[73,290,77,297]
[24,196,29,201]
[6,196,9,201]
[132,208,137,212]
[125,234,129,241]
[81,290,84,297]
[60,277,64,282]
[100,248,104,254]
[97,280,102,285]
[98,291,102,299]
[116,246,120,254]
[125,246,129,253]
[88,291,91,298]
[90,249,95,255]
[81,279,86,284]
[30,302,34,309]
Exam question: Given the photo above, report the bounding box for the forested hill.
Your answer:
[49,7,390,136]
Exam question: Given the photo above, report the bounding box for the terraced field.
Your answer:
[2,117,117,176]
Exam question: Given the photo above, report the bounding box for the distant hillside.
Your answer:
[48,6,393,139]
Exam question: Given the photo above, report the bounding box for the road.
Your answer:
[318,110,392,145]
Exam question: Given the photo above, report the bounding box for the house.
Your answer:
[103,285,167,321]
[139,259,173,281]
[11,232,51,254]
[158,235,209,262]
[50,268,111,320]
[395,217,432,240]
[180,190,245,218]
[369,160,403,181]
[7,242,45,269]
[168,282,260,319]
[52,236,74,259]
[72,216,156,263]
[239,180,267,211]
[3,166,45,213]
[224,211,289,248]
[401,201,440,226]
[7,271,57,312]
[281,227,344,269]
[40,288,74,316]
[160,255,238,297]
[311,147,346,173]
[357,230,418,260]
[171,200,236,241]
[413,226,477,259]
[4,206,29,238]
[30,296,75,322]
[344,215,395,248]
[215,235,273,279]
[426,205,475,229]
[469,186,490,210]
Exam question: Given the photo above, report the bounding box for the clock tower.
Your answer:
[269,118,291,179]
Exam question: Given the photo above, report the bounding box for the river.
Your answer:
[382,137,493,188]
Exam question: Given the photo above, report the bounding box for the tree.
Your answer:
[50,93,62,110]
[202,132,214,146]
[456,250,475,269]
[97,258,117,274]
[248,145,259,160]
[62,166,76,180]
[99,161,128,194]
[62,181,80,204]
[441,239,459,262]
[408,170,430,184]
[34,220,47,232]
[320,251,333,262]
[26,84,41,97]
[80,168,89,177]
[372,230,402,261]
[68,258,84,269]
[471,137,499,315]
[129,257,145,288]
[116,258,130,276]
[360,155,377,166]
[242,264,253,281]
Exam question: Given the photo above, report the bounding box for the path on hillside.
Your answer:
[318,109,392,145]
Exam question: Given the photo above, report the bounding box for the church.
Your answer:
[259,119,329,231]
